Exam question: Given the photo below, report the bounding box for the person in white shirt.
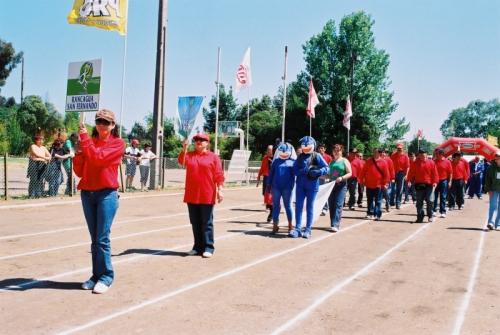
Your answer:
[124,139,140,190]
[139,143,157,191]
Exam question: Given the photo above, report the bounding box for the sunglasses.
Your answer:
[194,138,208,142]
[96,118,112,126]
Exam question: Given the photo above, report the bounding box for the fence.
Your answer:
[0,154,261,200]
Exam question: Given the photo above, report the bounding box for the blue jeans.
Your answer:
[468,175,483,198]
[295,183,318,232]
[187,204,215,254]
[328,181,347,228]
[347,177,358,208]
[383,185,391,209]
[366,188,383,218]
[271,187,293,223]
[488,191,500,228]
[416,184,434,221]
[81,189,119,286]
[433,179,448,214]
[390,171,406,207]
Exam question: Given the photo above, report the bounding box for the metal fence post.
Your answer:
[3,153,7,200]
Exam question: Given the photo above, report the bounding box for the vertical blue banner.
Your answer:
[176,96,204,140]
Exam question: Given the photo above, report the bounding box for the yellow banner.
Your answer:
[67,0,128,36]
[487,134,498,146]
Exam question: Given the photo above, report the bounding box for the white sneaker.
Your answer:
[365,215,373,219]
[92,281,110,294]
[428,217,434,222]
[202,251,213,258]
[440,213,446,218]
[330,226,339,233]
[496,226,500,231]
[81,280,95,290]
[487,223,494,230]
[187,249,198,256]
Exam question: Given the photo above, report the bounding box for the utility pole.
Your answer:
[150,0,168,190]
[20,56,24,103]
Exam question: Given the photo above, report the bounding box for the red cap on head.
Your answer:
[131,139,139,146]
[193,132,209,142]
[396,143,403,149]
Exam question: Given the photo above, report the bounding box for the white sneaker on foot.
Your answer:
[187,249,198,256]
[496,226,500,231]
[487,223,494,230]
[92,281,110,294]
[202,251,213,258]
[81,280,95,290]
[330,226,339,233]
[440,213,446,218]
[428,217,434,222]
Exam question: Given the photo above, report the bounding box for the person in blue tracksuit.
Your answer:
[267,142,296,235]
[290,136,329,239]
[468,156,484,199]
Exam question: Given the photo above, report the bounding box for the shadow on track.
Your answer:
[113,249,188,257]
[0,278,81,291]
[447,227,487,232]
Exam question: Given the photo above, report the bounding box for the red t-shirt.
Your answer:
[359,158,391,188]
[258,154,272,178]
[384,157,395,179]
[452,159,469,181]
[390,152,410,173]
[434,158,452,181]
[348,157,363,178]
[408,158,438,185]
[321,153,333,164]
[73,133,125,191]
[178,150,224,204]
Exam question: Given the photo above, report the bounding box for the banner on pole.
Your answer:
[67,0,128,35]
[65,59,102,112]
[306,79,319,118]
[343,95,352,130]
[175,96,204,141]
[235,48,252,92]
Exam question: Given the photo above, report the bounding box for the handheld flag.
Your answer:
[175,96,204,141]
[67,0,128,36]
[343,95,352,130]
[306,79,319,118]
[235,48,252,92]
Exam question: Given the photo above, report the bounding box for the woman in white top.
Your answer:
[139,143,157,191]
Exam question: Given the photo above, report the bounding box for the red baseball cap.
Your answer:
[193,132,209,142]
[396,143,403,149]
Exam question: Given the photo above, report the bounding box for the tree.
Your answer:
[408,136,437,155]
[0,39,23,92]
[16,96,63,141]
[203,84,238,132]
[440,99,500,139]
[285,12,397,152]
[382,117,410,150]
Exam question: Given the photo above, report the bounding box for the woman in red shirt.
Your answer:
[179,133,224,258]
[73,109,125,294]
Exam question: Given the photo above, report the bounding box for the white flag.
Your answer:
[235,48,252,92]
[343,95,352,130]
[306,79,319,118]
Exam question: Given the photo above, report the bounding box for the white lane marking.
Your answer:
[451,226,486,335]
[271,221,431,335]
[55,219,372,335]
[0,210,262,261]
[1,212,267,291]
[0,201,262,240]
[0,187,255,210]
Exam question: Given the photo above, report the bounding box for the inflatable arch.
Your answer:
[435,137,499,161]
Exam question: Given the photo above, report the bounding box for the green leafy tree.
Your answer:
[0,39,23,92]
[382,117,410,150]
[203,84,238,132]
[408,136,437,155]
[440,99,500,139]
[16,95,63,141]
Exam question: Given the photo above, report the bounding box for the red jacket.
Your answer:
[359,157,391,188]
[73,133,124,191]
[390,152,410,174]
[408,158,438,185]
[321,153,333,164]
[348,156,363,179]
[434,158,452,181]
[452,159,470,181]
[258,154,272,178]
[178,150,224,204]
[384,157,395,179]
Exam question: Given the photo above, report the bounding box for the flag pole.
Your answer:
[214,47,221,155]
[118,0,130,139]
[246,87,250,152]
[309,117,312,137]
[281,46,288,142]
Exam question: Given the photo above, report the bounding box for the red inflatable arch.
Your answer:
[435,137,499,161]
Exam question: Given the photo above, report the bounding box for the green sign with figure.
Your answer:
[65,59,102,112]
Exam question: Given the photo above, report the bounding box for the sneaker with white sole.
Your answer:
[496,226,500,231]
[365,215,373,219]
[202,251,213,258]
[440,213,446,218]
[187,249,198,256]
[92,281,110,294]
[81,279,95,290]
[487,223,494,230]
[330,226,339,233]
[428,217,434,222]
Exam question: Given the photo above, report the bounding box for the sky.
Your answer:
[1,0,499,144]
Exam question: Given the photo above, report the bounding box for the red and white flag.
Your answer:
[235,48,252,92]
[417,129,423,140]
[343,95,352,130]
[306,79,319,118]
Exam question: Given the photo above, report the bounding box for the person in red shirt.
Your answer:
[357,152,365,208]
[433,149,453,217]
[390,143,410,209]
[347,148,363,210]
[381,150,395,212]
[404,152,417,203]
[179,132,224,258]
[407,149,438,223]
[359,148,390,220]
[257,145,274,222]
[449,152,469,210]
[73,109,125,294]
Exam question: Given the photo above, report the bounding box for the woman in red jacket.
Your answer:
[179,132,224,258]
[73,109,125,294]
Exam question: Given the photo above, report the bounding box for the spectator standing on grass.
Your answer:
[407,149,438,223]
[359,148,390,221]
[327,144,352,232]
[178,132,224,258]
[257,145,274,223]
[74,109,125,294]
[139,143,157,192]
[27,134,51,198]
[63,133,78,195]
[390,143,410,209]
[485,151,500,231]
[433,149,453,218]
[124,139,140,190]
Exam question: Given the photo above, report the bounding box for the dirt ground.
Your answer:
[0,187,498,335]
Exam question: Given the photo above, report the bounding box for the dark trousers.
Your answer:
[187,204,215,254]
[433,179,448,214]
[449,179,465,209]
[357,182,364,205]
[416,184,434,221]
[347,177,358,208]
